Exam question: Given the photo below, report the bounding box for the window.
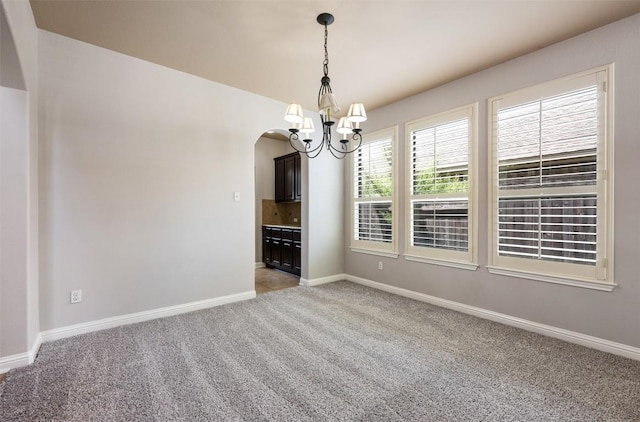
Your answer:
[405,104,477,269]
[350,127,398,257]
[488,66,614,290]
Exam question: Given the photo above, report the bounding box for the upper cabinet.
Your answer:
[275,152,301,202]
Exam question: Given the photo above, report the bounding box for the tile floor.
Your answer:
[255,267,299,294]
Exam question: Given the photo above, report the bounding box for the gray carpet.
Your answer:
[1,281,639,421]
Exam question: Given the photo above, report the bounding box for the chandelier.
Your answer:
[284,13,367,159]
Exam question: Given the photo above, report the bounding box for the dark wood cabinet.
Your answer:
[293,228,302,274]
[263,226,301,276]
[275,152,301,202]
[274,158,285,202]
[281,244,293,271]
[263,232,272,264]
[271,237,281,266]
[293,153,302,201]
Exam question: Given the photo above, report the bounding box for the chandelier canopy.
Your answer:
[284,13,367,159]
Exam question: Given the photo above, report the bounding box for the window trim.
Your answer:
[349,126,399,256]
[404,103,478,269]
[487,64,615,291]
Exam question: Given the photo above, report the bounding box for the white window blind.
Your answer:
[497,85,598,264]
[411,118,469,250]
[406,105,476,266]
[353,130,395,249]
[489,66,613,287]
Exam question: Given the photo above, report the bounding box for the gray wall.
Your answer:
[38,28,344,332]
[38,29,276,330]
[307,149,344,280]
[345,14,640,348]
[0,0,39,360]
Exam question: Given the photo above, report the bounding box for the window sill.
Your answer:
[487,266,616,292]
[404,254,478,271]
[350,247,399,259]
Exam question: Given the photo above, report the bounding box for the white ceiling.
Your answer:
[30,0,640,113]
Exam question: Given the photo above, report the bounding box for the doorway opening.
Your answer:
[254,130,302,294]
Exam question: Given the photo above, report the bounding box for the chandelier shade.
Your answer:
[318,93,340,116]
[300,117,315,138]
[347,103,367,125]
[336,117,352,136]
[284,13,367,159]
[284,103,304,125]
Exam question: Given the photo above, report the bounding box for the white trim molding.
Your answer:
[350,248,399,259]
[487,266,616,292]
[345,274,640,361]
[300,273,347,287]
[0,333,42,374]
[404,254,479,271]
[255,262,266,269]
[40,290,256,343]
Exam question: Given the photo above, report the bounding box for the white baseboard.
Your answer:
[40,290,256,343]
[346,274,640,361]
[0,333,42,374]
[300,273,347,287]
[255,262,266,269]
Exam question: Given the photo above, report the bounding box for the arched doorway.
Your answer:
[253,130,302,294]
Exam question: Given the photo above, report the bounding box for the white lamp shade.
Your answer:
[301,117,315,136]
[347,103,367,123]
[318,93,341,115]
[284,103,304,123]
[336,117,352,134]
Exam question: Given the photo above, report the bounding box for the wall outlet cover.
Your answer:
[70,290,82,304]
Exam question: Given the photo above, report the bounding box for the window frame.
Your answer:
[487,65,615,291]
[349,126,399,258]
[404,104,478,270]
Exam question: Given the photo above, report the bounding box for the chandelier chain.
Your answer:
[323,24,329,77]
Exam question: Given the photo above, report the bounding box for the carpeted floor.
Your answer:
[1,281,639,421]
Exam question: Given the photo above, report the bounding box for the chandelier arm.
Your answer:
[288,129,325,157]
[305,142,325,159]
[328,146,347,159]
[328,151,346,159]
[327,132,363,156]
[349,131,363,151]
[287,131,304,153]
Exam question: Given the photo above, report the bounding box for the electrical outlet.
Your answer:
[70,290,82,304]
[378,261,383,270]
[233,192,240,202]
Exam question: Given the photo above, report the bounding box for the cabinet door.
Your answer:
[294,153,302,201]
[263,228,272,264]
[275,158,285,202]
[281,240,293,270]
[293,242,302,275]
[271,238,281,265]
[284,155,295,201]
